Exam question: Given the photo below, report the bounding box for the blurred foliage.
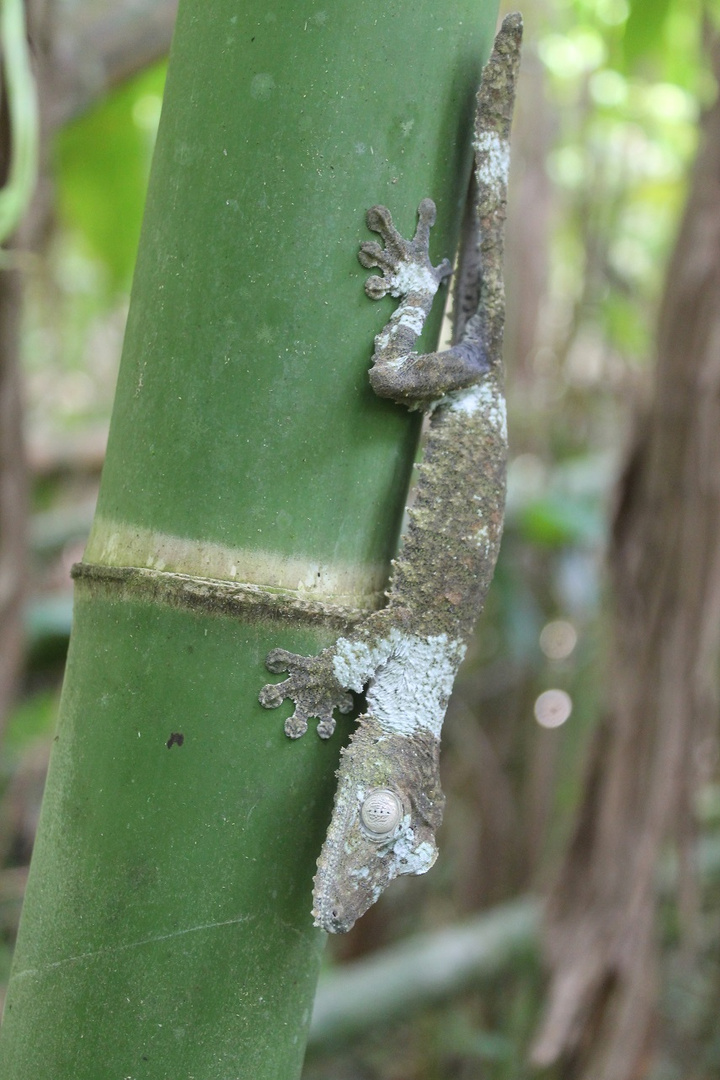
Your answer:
[304,959,549,1080]
[2,691,56,761]
[4,0,720,1075]
[21,62,166,456]
[531,0,705,404]
[55,61,166,293]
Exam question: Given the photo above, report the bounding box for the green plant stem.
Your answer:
[310,898,540,1046]
[0,1,501,1077]
[308,835,720,1048]
[0,0,39,246]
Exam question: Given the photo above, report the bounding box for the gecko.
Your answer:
[259,13,522,934]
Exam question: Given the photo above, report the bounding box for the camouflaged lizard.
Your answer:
[259,14,522,933]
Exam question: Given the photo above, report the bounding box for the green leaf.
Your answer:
[516,496,604,548]
[3,691,58,759]
[623,0,673,67]
[54,63,166,292]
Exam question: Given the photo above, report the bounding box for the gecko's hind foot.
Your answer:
[359,200,452,301]
[259,648,354,740]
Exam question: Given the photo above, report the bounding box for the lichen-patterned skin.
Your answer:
[260,14,522,934]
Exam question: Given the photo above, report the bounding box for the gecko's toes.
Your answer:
[359,238,403,279]
[316,715,337,739]
[284,713,309,739]
[337,691,354,714]
[413,198,439,251]
[365,206,409,260]
[416,198,437,226]
[366,204,395,235]
[364,275,389,301]
[357,240,386,269]
[435,257,453,283]
[258,682,287,709]
[265,648,301,673]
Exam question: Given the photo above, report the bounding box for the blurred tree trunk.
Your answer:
[0,261,26,737]
[532,41,720,1080]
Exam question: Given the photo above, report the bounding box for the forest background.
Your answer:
[0,0,718,1078]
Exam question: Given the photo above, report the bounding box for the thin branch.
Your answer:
[309,899,539,1046]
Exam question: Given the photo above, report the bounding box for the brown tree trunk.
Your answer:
[531,51,720,1080]
[0,16,30,737]
[0,265,26,735]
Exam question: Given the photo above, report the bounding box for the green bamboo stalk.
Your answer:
[0,1,501,1076]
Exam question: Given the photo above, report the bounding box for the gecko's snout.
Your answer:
[312,897,353,935]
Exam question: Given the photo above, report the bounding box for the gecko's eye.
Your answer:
[359,789,403,840]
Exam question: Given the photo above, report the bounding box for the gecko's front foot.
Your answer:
[258,648,354,739]
[359,199,452,301]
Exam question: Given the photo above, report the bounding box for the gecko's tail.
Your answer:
[456,12,522,369]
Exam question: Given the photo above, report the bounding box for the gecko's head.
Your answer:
[311,896,354,936]
[311,719,444,934]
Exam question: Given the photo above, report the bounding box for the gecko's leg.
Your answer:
[359,198,452,362]
[258,617,398,739]
[258,648,354,739]
[362,12,522,410]
[362,195,488,406]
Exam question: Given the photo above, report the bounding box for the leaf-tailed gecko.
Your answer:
[259,14,522,933]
